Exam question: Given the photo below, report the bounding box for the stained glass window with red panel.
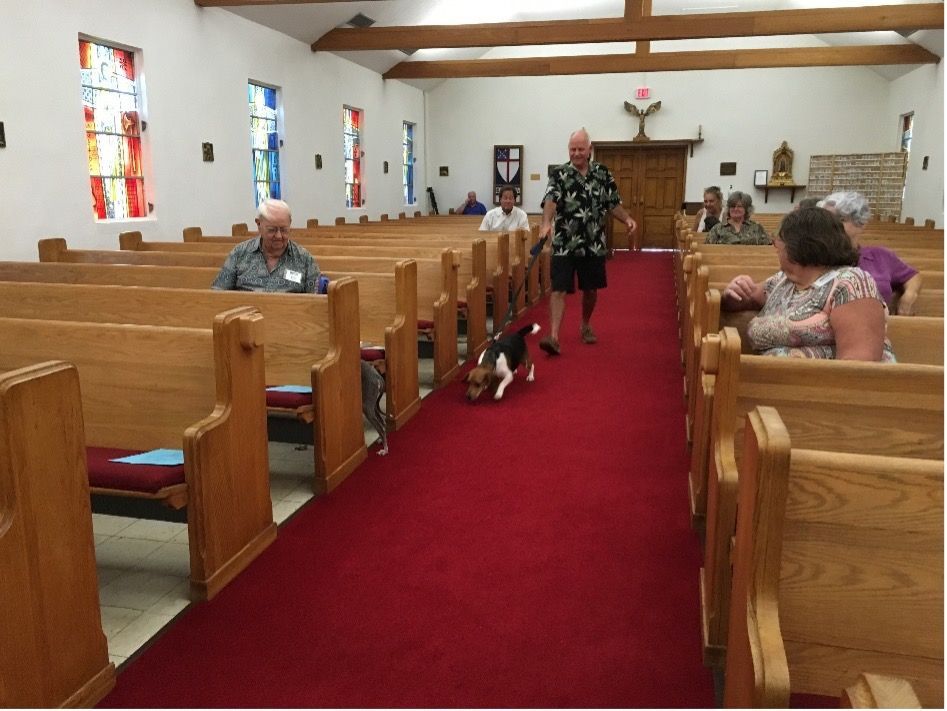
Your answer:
[343,107,363,208]
[79,39,146,219]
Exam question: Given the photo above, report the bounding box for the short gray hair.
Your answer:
[724,190,754,219]
[257,198,292,223]
[818,191,870,227]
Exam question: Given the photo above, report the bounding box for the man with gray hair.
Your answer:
[537,128,637,355]
[212,198,321,293]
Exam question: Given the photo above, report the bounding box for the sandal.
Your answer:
[539,336,561,356]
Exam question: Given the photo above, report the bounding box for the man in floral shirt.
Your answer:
[538,128,637,355]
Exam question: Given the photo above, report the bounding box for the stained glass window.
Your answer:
[249,82,281,206]
[402,122,415,205]
[343,107,362,208]
[79,39,145,220]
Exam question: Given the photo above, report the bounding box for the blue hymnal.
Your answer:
[266,385,313,394]
[110,449,185,466]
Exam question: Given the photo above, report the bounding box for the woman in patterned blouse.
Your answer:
[706,191,770,245]
[720,207,895,362]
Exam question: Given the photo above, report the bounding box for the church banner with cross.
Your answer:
[493,145,523,205]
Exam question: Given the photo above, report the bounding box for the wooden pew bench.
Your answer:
[188,226,515,338]
[0,309,278,601]
[688,283,942,543]
[1,362,116,707]
[0,275,368,492]
[116,233,470,383]
[724,406,943,707]
[696,327,943,666]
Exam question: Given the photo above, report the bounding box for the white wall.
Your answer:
[889,63,944,227]
[0,0,425,261]
[423,64,943,223]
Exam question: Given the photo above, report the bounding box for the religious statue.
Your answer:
[623,100,662,142]
[769,141,795,186]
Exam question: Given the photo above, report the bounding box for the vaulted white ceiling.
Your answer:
[217,0,944,89]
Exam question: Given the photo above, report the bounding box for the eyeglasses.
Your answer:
[262,225,291,237]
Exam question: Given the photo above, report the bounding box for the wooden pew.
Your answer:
[687,283,942,533]
[724,406,943,707]
[13,249,422,422]
[691,246,944,272]
[697,327,943,666]
[0,362,116,707]
[186,225,516,338]
[0,278,368,489]
[842,674,923,708]
[0,308,279,601]
[119,232,473,378]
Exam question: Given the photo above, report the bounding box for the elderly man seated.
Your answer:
[212,198,321,293]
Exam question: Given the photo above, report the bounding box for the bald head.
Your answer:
[569,128,591,147]
[568,128,592,173]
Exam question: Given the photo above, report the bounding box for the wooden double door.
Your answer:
[594,142,687,250]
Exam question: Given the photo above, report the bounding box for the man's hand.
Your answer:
[625,217,638,238]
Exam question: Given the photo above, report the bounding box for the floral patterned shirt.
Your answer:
[706,219,770,245]
[543,161,622,257]
[747,266,896,361]
[211,237,320,293]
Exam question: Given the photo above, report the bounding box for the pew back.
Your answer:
[725,406,943,707]
[0,362,115,707]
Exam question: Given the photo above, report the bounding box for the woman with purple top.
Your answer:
[819,191,923,315]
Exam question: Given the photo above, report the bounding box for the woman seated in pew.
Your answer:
[819,191,923,316]
[721,207,896,362]
[705,191,770,245]
[692,185,723,233]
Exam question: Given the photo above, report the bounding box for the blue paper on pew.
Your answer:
[266,385,313,394]
[110,449,185,466]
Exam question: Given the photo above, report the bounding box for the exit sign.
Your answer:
[635,87,650,99]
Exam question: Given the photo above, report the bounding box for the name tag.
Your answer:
[284,269,302,284]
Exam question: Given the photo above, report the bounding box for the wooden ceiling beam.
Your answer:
[382,44,939,79]
[313,4,943,51]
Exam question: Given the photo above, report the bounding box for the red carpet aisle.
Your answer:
[100,252,715,708]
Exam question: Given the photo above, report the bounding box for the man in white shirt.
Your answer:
[479,186,530,232]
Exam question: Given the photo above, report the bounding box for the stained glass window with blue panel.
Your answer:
[249,82,281,206]
[402,122,415,205]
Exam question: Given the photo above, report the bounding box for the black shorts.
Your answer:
[550,254,607,294]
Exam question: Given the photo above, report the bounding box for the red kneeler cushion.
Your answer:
[265,389,313,409]
[417,320,435,341]
[86,446,186,494]
[360,348,385,362]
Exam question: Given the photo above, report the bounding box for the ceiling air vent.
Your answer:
[347,13,376,28]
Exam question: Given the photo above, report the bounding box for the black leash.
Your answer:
[492,235,548,340]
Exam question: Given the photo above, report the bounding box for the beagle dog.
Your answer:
[464,323,540,402]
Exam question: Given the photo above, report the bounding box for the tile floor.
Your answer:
[94,362,439,670]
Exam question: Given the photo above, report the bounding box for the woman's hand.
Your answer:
[896,273,922,316]
[722,274,765,311]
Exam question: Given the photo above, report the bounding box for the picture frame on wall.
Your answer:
[494,145,523,205]
[754,169,769,187]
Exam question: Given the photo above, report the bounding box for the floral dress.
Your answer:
[746,266,896,361]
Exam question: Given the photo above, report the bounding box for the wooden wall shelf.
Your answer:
[760,184,805,203]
